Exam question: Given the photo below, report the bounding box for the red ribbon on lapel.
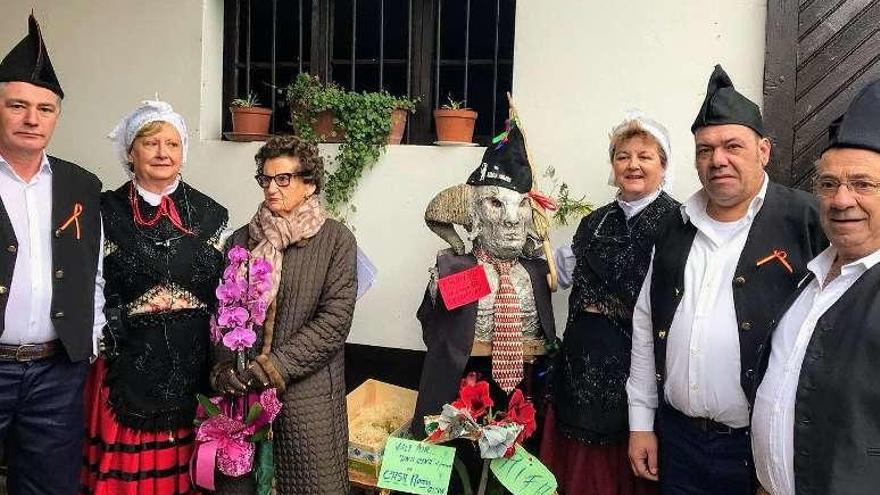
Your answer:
[756,249,793,274]
[58,203,83,240]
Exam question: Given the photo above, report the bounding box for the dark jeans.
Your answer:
[0,354,88,495]
[657,406,754,495]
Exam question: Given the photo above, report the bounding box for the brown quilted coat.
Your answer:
[214,219,357,495]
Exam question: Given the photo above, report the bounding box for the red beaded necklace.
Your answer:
[129,181,193,235]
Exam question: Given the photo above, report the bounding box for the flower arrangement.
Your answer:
[424,373,537,459]
[210,246,272,361]
[191,247,279,494]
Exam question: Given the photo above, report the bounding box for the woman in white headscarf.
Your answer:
[80,100,228,495]
[541,111,679,495]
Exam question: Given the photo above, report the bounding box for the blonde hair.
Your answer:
[609,120,667,167]
[132,120,169,141]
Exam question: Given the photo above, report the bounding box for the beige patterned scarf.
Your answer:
[248,195,326,354]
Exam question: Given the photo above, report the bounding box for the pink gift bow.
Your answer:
[190,389,283,490]
[192,414,256,490]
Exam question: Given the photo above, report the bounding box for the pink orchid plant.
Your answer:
[191,247,277,494]
[210,246,273,352]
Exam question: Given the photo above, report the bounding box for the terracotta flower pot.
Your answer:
[387,109,409,145]
[434,108,478,143]
[311,110,345,143]
[230,106,272,135]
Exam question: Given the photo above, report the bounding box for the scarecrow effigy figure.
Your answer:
[411,116,558,443]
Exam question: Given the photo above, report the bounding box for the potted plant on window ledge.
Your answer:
[284,73,420,216]
[434,95,478,144]
[229,92,273,138]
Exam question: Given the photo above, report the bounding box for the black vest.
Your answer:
[785,264,880,494]
[0,157,101,362]
[650,182,826,407]
[411,252,556,438]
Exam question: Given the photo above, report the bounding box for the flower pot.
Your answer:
[387,109,409,144]
[312,110,345,143]
[434,108,478,143]
[230,106,272,135]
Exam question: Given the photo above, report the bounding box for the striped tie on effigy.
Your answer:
[476,250,524,394]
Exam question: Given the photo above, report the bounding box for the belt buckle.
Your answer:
[14,344,38,362]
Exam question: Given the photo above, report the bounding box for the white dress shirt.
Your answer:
[0,153,106,356]
[752,246,880,495]
[627,174,769,430]
[555,189,663,290]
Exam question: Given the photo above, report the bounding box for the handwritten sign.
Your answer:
[438,265,491,310]
[377,438,455,495]
[490,445,557,495]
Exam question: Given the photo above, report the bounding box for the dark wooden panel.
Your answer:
[766,0,880,187]
[310,0,331,80]
[408,0,437,144]
[799,0,847,39]
[798,0,874,61]
[793,56,880,155]
[791,131,828,187]
[796,1,880,97]
[795,31,880,123]
[222,0,243,135]
[763,0,800,183]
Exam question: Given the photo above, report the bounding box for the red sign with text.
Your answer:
[438,265,491,310]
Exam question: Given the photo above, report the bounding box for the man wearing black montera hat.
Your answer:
[0,14,104,495]
[752,79,880,495]
[625,65,827,493]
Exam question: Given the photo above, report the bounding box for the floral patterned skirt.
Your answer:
[80,358,200,495]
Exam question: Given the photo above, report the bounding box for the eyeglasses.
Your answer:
[254,172,308,189]
[812,176,880,197]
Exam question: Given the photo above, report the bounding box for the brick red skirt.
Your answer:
[540,406,658,495]
[80,358,200,495]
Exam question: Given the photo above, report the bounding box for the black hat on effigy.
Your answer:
[825,79,880,154]
[466,122,532,193]
[691,64,763,136]
[0,13,64,98]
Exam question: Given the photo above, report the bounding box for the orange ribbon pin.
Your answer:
[58,203,83,240]
[756,249,793,274]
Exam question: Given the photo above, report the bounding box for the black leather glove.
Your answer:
[210,361,249,395]
[241,360,271,390]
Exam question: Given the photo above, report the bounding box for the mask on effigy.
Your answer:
[424,124,542,259]
[470,186,531,260]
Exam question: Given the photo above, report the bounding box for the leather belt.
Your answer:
[665,405,745,435]
[0,340,62,362]
[688,416,737,435]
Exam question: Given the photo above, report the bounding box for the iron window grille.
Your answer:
[223,0,515,144]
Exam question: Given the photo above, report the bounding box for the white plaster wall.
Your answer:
[0,0,766,350]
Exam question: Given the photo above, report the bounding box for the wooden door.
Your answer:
[763,0,880,188]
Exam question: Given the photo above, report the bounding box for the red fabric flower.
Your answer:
[505,389,537,443]
[452,372,494,419]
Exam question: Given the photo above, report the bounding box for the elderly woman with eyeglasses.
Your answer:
[81,100,228,495]
[211,135,357,495]
[540,111,680,495]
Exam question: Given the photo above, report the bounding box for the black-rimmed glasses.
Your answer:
[254,172,308,189]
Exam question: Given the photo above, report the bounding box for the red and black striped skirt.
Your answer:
[80,358,200,495]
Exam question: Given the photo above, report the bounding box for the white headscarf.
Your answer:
[607,109,674,190]
[107,99,188,176]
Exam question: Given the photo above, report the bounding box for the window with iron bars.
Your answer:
[222,0,516,144]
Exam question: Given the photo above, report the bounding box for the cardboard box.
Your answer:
[346,379,418,484]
